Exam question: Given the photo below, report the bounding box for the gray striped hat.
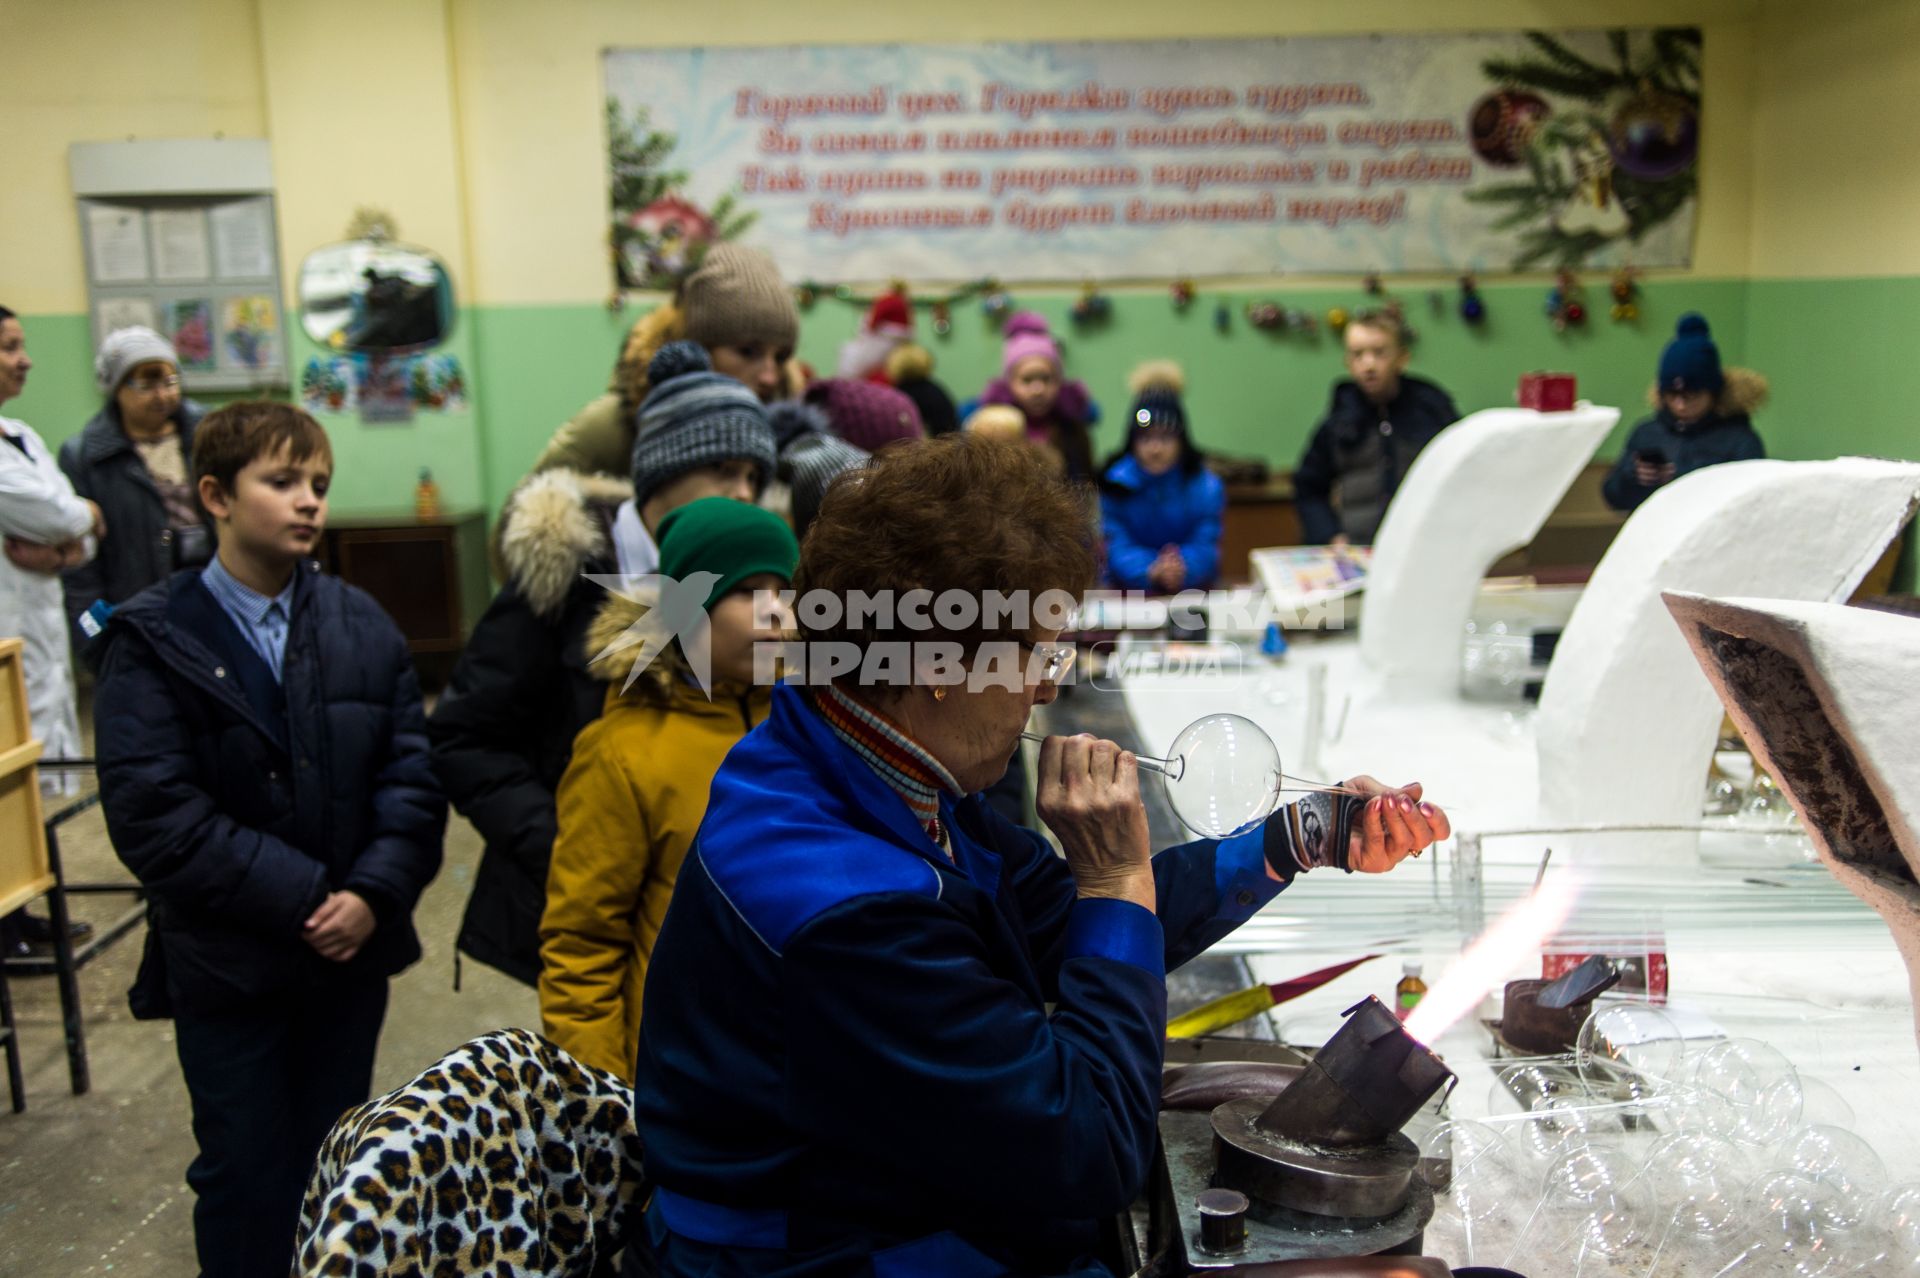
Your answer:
[630,341,778,507]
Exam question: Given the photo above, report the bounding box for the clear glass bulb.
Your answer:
[1690,1038,1804,1148]
[1646,1130,1749,1239]
[1420,1118,1518,1226]
[1159,713,1285,838]
[1538,1145,1652,1260]
[1773,1125,1887,1229]
[1866,1182,1920,1274]
[1737,1171,1859,1277]
[1576,1002,1688,1114]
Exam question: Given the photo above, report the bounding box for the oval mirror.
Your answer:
[298,241,453,355]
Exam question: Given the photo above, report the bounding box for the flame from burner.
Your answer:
[1402,874,1583,1045]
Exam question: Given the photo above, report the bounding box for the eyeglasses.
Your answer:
[127,375,181,393]
[1021,640,1077,683]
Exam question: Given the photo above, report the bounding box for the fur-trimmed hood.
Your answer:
[583,590,660,689]
[497,468,634,618]
[1645,366,1770,418]
[582,589,765,707]
[611,304,688,408]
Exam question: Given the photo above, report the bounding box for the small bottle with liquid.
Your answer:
[1395,962,1427,1022]
[414,467,441,521]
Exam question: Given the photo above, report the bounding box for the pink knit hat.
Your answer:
[803,377,925,453]
[1000,311,1061,376]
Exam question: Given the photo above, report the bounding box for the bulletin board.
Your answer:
[76,196,288,392]
[69,140,289,393]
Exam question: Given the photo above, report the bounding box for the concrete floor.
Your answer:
[0,681,1250,1277]
[0,781,536,1277]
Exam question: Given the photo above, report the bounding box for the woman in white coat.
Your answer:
[0,306,103,781]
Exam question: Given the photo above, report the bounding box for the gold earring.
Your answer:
[933,686,948,702]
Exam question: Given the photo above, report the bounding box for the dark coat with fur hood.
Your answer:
[430,469,633,986]
[1602,368,1769,512]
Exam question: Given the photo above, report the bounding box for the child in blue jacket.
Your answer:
[91,402,445,1278]
[1099,361,1226,591]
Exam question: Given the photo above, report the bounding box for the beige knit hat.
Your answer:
[679,245,799,352]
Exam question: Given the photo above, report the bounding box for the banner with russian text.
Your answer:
[603,30,1701,288]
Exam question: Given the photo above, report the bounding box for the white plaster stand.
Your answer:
[1358,404,1618,698]
[1666,592,1920,1053]
[1533,458,1920,831]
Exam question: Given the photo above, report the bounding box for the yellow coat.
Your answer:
[538,594,771,1080]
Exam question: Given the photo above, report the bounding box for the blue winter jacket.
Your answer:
[1099,455,1226,590]
[92,562,446,1017]
[632,683,1294,1277]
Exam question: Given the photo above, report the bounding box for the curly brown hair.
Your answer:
[794,435,1095,653]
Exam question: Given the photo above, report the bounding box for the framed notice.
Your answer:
[77,193,288,392]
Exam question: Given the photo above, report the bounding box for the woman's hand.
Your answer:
[5,535,71,576]
[1343,777,1451,873]
[1036,733,1155,912]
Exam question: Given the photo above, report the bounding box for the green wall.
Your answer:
[9,277,1916,541]
[469,277,1752,513]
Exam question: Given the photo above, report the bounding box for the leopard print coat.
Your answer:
[293,1027,644,1277]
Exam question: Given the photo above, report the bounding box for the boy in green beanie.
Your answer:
[537,497,798,1080]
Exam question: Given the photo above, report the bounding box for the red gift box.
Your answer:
[1518,372,1577,412]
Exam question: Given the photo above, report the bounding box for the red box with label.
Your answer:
[1544,946,1668,1001]
[1518,372,1577,412]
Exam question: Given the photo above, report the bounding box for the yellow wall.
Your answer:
[450,0,1762,305]
[16,0,1920,313]
[256,0,473,299]
[1749,0,1920,277]
[0,0,267,313]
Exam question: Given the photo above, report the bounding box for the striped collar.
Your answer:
[809,684,962,840]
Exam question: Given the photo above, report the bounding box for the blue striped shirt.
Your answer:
[200,554,295,683]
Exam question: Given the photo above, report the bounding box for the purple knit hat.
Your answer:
[1000,311,1062,376]
[803,377,925,453]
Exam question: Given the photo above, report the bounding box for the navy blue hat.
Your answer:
[1130,387,1186,434]
[1658,313,1724,395]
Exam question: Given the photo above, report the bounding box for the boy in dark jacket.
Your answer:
[1603,313,1768,512]
[91,402,445,1278]
[429,343,776,988]
[1293,309,1460,545]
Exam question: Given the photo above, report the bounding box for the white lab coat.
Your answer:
[0,414,95,774]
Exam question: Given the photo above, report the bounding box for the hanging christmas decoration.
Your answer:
[1171,279,1196,311]
[1070,282,1112,325]
[1463,29,1700,270]
[1467,88,1552,167]
[1545,270,1588,331]
[930,301,952,338]
[1213,303,1232,334]
[981,285,1014,325]
[1458,275,1486,325]
[795,281,820,310]
[1608,84,1700,181]
[1362,272,1385,297]
[1287,308,1319,336]
[1326,306,1350,334]
[1551,128,1630,240]
[1609,267,1640,323]
[1245,302,1286,331]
